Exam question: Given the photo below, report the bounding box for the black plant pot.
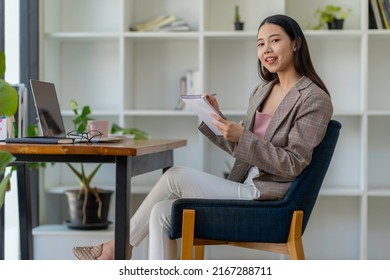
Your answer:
[234,21,244,31]
[65,189,113,230]
[327,19,344,30]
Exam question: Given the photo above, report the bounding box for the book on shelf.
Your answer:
[174,76,187,110]
[384,0,390,27]
[370,0,390,29]
[185,70,200,96]
[370,0,383,29]
[130,14,190,32]
[159,19,191,32]
[175,70,201,110]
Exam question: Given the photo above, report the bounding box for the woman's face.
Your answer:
[257,23,296,75]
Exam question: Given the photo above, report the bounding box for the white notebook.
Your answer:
[181,95,222,135]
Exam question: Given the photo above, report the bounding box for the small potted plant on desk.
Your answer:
[234,5,244,31]
[0,51,18,209]
[314,5,351,30]
[64,100,150,229]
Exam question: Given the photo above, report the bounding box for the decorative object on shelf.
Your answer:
[314,5,351,30]
[0,51,18,209]
[234,5,245,31]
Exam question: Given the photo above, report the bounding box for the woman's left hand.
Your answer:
[211,113,244,142]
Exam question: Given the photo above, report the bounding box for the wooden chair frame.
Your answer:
[180,209,305,260]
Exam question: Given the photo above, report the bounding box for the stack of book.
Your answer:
[369,0,390,29]
[130,14,191,32]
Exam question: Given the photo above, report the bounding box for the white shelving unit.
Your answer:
[35,0,390,260]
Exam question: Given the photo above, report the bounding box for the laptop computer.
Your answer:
[5,79,123,144]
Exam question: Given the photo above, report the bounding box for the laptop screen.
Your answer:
[30,79,67,137]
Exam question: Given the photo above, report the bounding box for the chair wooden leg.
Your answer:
[180,209,195,260]
[194,245,205,260]
[287,210,305,260]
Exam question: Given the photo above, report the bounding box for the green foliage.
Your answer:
[66,162,102,191]
[111,123,150,140]
[67,100,150,220]
[0,52,18,116]
[68,100,102,221]
[0,152,15,209]
[0,51,18,209]
[68,99,100,191]
[314,5,351,30]
[234,5,240,22]
[70,99,93,133]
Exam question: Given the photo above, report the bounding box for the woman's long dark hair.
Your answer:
[257,14,329,95]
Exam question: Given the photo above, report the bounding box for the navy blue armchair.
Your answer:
[170,120,341,260]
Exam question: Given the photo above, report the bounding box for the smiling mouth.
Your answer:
[265,57,277,63]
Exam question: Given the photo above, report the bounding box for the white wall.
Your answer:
[4,0,20,260]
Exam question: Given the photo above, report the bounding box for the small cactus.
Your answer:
[235,5,240,22]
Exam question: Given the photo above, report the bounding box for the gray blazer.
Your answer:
[199,76,333,200]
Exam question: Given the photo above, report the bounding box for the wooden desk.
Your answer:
[0,139,186,260]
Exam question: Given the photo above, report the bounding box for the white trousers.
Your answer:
[129,166,260,260]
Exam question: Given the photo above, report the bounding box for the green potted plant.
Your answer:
[64,100,149,229]
[0,51,18,209]
[314,5,351,30]
[234,5,244,31]
[64,100,112,229]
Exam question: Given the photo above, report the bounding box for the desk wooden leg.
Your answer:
[114,156,132,260]
[17,164,33,260]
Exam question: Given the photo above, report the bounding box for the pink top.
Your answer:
[243,110,272,186]
[252,110,272,139]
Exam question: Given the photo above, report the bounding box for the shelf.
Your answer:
[320,187,363,197]
[45,32,120,40]
[33,224,114,236]
[303,29,363,38]
[45,184,153,195]
[124,32,200,40]
[367,187,390,197]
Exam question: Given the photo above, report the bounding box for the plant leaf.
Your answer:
[0,151,15,209]
[0,52,18,116]
[85,163,102,185]
[0,52,5,77]
[81,105,91,117]
[0,79,18,116]
[66,163,84,184]
[0,172,12,209]
[0,151,15,175]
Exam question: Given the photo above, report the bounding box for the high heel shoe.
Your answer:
[72,244,103,260]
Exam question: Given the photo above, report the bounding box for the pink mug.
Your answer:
[87,120,109,138]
